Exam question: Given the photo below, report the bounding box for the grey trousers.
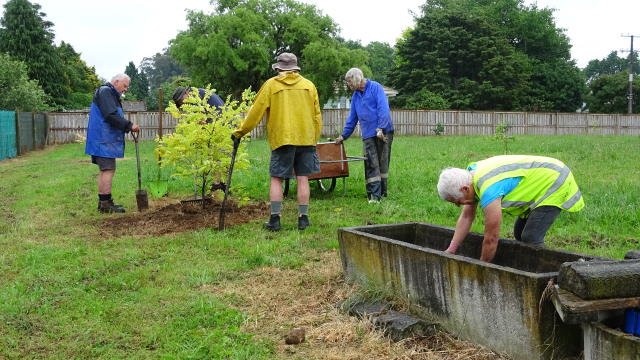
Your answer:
[362,132,393,200]
[513,206,561,246]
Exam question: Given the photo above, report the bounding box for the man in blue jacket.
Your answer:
[335,67,394,203]
[85,73,140,213]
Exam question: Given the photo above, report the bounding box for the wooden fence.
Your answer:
[46,109,640,145]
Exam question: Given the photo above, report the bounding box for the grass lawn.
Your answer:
[0,135,638,359]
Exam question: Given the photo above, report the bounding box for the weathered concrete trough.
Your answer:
[338,222,598,360]
[582,318,640,360]
[551,260,640,360]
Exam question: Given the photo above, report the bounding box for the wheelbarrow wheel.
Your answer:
[317,178,337,192]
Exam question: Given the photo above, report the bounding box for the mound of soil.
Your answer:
[100,198,268,237]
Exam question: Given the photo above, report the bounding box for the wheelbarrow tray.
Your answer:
[308,142,351,180]
[282,142,365,196]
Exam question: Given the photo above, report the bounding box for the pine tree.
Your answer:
[124,61,150,102]
[0,0,70,108]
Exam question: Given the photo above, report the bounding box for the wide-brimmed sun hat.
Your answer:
[272,52,300,71]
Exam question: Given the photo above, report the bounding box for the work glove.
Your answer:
[334,135,344,144]
[231,134,241,147]
[376,128,387,143]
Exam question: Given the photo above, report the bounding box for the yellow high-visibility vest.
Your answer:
[471,155,584,217]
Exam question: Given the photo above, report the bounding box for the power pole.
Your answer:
[622,34,640,114]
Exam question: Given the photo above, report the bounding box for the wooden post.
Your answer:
[14,111,20,155]
[158,88,164,139]
[31,112,37,151]
[44,112,49,145]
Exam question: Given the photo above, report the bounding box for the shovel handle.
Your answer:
[131,131,139,142]
[219,137,241,230]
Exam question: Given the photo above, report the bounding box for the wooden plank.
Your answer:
[551,285,640,324]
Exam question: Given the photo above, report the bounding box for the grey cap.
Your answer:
[272,52,300,71]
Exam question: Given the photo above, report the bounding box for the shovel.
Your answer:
[218,136,240,230]
[132,131,149,212]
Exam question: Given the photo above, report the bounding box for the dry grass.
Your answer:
[201,250,510,360]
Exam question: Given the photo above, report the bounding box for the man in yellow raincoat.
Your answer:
[232,52,322,231]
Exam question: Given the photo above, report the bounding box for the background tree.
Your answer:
[169,0,364,105]
[0,53,49,111]
[0,0,68,108]
[140,50,185,90]
[57,41,101,110]
[302,40,369,104]
[124,61,150,102]
[389,0,584,112]
[581,51,639,113]
[584,71,640,113]
[365,41,395,85]
[583,51,634,84]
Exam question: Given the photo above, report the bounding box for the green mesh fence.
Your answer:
[17,112,34,154]
[15,112,47,155]
[0,110,17,160]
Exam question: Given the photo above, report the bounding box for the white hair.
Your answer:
[437,167,472,201]
[345,67,365,88]
[111,73,130,82]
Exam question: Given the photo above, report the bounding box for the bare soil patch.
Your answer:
[100,198,268,237]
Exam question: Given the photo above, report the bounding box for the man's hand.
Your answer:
[376,128,387,142]
[231,134,241,147]
[131,124,140,132]
[334,135,344,144]
[445,242,459,254]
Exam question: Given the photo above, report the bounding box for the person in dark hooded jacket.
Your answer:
[172,86,224,111]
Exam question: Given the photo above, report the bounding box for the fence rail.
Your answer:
[45,109,640,145]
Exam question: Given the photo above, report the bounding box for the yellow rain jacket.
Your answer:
[233,72,322,150]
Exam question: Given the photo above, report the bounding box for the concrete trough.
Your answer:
[582,320,640,360]
[338,222,598,360]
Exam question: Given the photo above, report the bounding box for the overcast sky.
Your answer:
[0,0,639,80]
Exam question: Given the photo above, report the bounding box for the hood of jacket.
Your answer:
[273,71,304,86]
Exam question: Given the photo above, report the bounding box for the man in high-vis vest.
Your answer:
[437,155,584,262]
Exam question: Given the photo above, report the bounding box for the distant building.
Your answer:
[122,100,147,112]
[323,85,398,109]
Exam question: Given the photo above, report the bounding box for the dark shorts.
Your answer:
[270,145,320,179]
[91,156,116,171]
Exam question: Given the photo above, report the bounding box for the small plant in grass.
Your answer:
[155,86,256,205]
[433,122,445,136]
[145,164,169,198]
[494,121,515,154]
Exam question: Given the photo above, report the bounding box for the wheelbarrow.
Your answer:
[283,141,365,196]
